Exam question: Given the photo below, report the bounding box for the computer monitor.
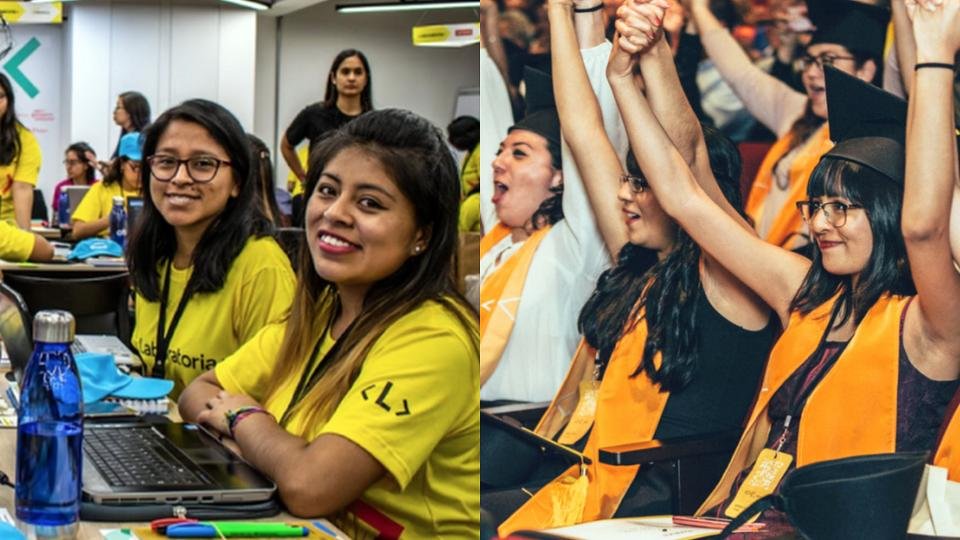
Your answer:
[127,196,144,237]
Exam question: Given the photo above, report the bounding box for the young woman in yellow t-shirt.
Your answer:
[71,133,142,239]
[0,74,42,229]
[126,100,295,398]
[179,109,479,539]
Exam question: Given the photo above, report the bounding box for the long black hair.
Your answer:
[119,91,151,132]
[0,74,22,166]
[127,99,272,301]
[323,49,374,114]
[579,125,744,392]
[247,133,283,227]
[447,115,480,152]
[789,158,914,327]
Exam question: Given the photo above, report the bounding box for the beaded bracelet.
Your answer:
[573,3,603,12]
[915,62,956,71]
[225,406,272,438]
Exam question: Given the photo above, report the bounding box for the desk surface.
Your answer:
[0,261,126,274]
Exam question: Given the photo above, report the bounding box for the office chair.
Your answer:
[2,272,132,344]
[275,227,304,273]
[0,281,32,381]
[31,188,48,222]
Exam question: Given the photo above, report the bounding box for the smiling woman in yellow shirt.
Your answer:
[127,100,295,398]
[179,109,479,539]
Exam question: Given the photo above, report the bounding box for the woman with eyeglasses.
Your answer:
[51,142,98,219]
[684,0,888,252]
[490,2,774,532]
[606,0,960,528]
[71,133,142,240]
[127,99,295,398]
[0,73,41,230]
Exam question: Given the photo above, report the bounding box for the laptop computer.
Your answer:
[64,185,92,218]
[126,196,144,237]
[82,422,276,504]
[0,283,32,381]
[72,335,139,368]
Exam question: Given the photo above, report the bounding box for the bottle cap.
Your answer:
[112,196,124,205]
[33,310,75,344]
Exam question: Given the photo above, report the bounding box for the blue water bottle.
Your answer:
[15,311,83,538]
[57,191,70,229]
[108,196,126,247]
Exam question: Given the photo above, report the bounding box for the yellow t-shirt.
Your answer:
[133,236,295,398]
[71,181,141,237]
[0,221,35,261]
[0,124,42,224]
[460,144,479,197]
[459,192,480,233]
[215,300,480,540]
[288,146,309,197]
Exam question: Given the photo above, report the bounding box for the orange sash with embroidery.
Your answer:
[745,125,833,248]
[498,315,670,536]
[480,223,552,381]
[697,294,909,514]
[934,401,960,481]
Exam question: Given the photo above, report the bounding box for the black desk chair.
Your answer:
[0,282,33,381]
[31,189,48,223]
[2,272,132,344]
[275,227,304,273]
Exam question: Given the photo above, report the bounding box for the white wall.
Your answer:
[65,0,257,180]
[271,0,480,182]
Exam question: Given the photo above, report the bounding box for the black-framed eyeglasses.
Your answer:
[620,174,648,194]
[146,154,232,183]
[62,159,83,166]
[796,200,864,228]
[797,53,857,71]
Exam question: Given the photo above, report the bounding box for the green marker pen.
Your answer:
[205,522,308,537]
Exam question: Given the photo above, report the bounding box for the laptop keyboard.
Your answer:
[85,428,211,488]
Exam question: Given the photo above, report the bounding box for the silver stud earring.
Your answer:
[413,245,422,254]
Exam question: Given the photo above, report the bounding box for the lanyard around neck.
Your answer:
[152,261,195,379]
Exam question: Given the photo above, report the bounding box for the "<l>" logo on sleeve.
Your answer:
[360,382,411,417]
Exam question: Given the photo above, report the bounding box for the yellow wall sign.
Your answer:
[412,23,479,48]
[0,2,62,24]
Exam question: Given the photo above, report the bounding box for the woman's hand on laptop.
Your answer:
[196,390,266,439]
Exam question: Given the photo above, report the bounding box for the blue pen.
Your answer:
[6,386,18,411]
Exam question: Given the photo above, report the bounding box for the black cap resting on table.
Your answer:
[807,0,890,59]
[509,66,562,169]
[821,65,907,184]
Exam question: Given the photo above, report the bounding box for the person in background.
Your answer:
[71,133,142,240]
[0,74,41,230]
[280,49,373,195]
[447,115,480,197]
[112,91,150,159]
[247,134,283,227]
[52,142,98,218]
[0,221,52,262]
[179,109,478,538]
[128,99,295,399]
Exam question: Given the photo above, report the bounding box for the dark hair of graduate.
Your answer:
[0,74,21,166]
[579,125,744,392]
[127,99,272,301]
[265,108,478,425]
[790,157,914,327]
[323,49,374,114]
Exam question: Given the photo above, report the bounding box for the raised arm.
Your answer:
[548,0,644,254]
[890,0,918,95]
[901,0,960,378]
[607,38,809,325]
[684,0,807,137]
[617,0,752,231]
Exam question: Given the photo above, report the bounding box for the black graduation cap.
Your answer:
[509,66,561,169]
[822,65,906,183]
[807,0,890,60]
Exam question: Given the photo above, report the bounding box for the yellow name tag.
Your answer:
[558,380,600,445]
[724,448,794,519]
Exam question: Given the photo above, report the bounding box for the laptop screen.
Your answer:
[64,185,91,216]
[0,283,31,380]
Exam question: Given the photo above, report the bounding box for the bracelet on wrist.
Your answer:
[573,3,603,12]
[225,406,272,438]
[914,62,955,71]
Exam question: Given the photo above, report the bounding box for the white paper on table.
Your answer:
[541,516,721,539]
[0,508,13,525]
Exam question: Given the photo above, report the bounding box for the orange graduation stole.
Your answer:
[745,125,833,248]
[697,293,909,514]
[480,223,551,381]
[498,314,671,536]
[934,397,960,481]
